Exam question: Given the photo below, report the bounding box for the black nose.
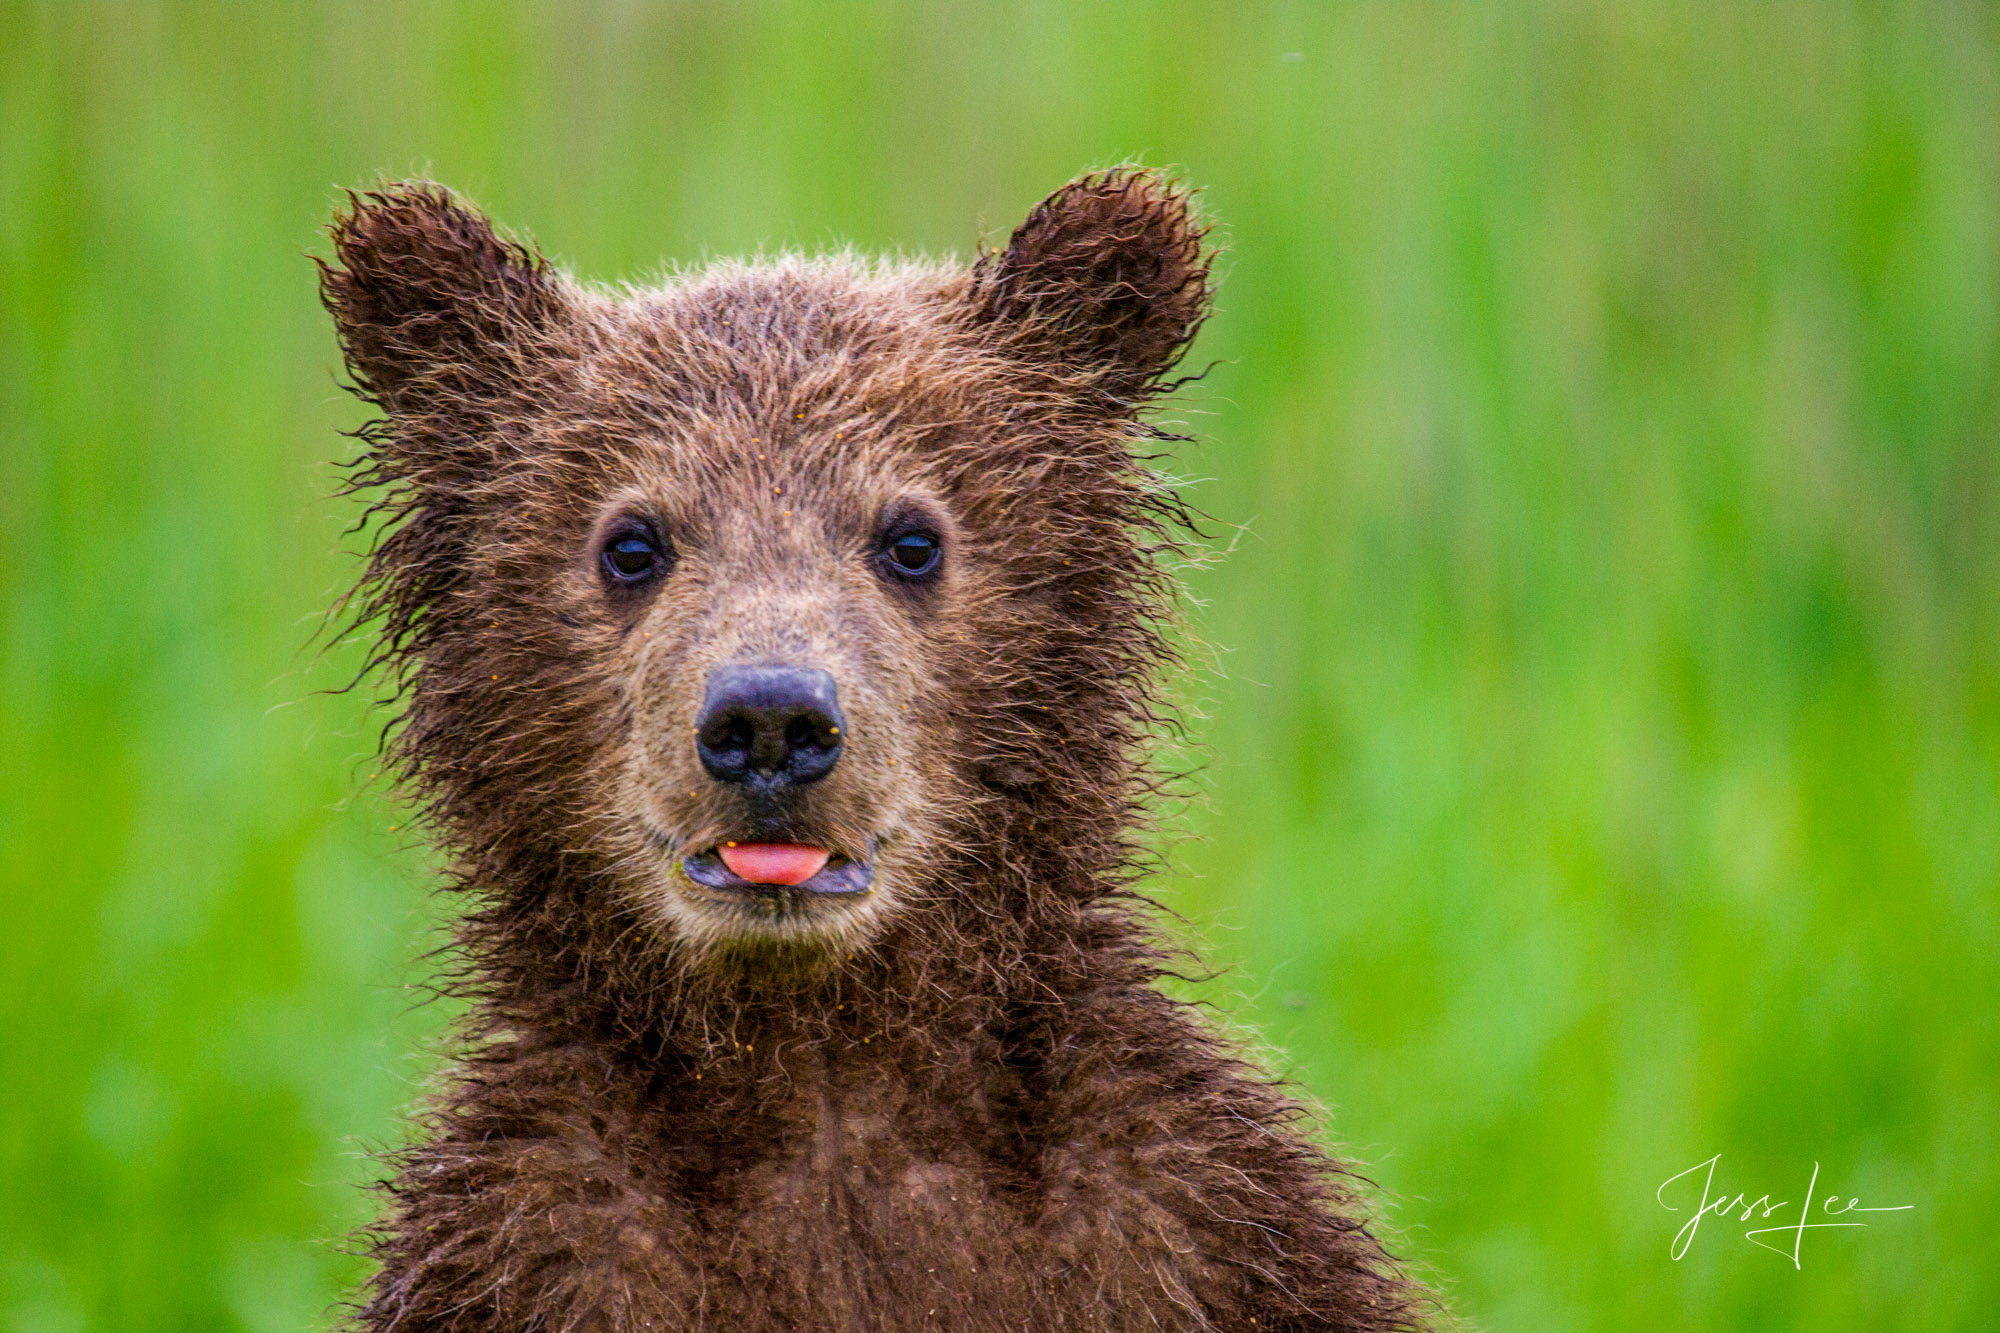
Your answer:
[695,665,845,791]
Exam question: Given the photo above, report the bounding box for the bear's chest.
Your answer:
[651,1093,1207,1331]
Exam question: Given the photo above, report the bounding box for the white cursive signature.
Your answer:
[1656,1155,1913,1268]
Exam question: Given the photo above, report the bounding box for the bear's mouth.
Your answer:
[677,842,875,898]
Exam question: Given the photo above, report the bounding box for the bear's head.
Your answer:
[322,171,1211,966]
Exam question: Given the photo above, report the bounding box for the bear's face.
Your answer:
[322,173,1209,960]
[546,277,1013,953]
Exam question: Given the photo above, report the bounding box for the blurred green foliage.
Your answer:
[3,2,1996,1329]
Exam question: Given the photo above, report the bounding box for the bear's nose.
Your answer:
[695,665,845,791]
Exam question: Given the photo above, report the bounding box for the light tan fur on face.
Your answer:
[608,467,949,952]
[538,264,999,957]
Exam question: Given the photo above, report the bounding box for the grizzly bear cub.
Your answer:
[321,169,1429,1331]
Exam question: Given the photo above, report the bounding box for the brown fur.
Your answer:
[320,170,1432,1331]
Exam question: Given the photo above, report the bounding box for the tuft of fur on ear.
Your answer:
[972,168,1213,403]
[318,182,563,413]
[316,184,573,714]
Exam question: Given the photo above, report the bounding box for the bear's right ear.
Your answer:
[318,183,564,415]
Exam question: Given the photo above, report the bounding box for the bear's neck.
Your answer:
[454,829,1158,1092]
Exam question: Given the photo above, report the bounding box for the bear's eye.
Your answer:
[601,528,665,584]
[882,531,942,579]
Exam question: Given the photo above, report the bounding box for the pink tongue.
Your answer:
[718,842,831,886]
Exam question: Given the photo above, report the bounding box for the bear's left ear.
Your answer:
[970,168,1213,404]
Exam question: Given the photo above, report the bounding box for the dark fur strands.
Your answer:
[321,169,1434,1331]
[973,169,1213,406]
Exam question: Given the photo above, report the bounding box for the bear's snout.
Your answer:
[694,664,845,792]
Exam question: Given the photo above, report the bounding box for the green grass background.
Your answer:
[4,2,1996,1328]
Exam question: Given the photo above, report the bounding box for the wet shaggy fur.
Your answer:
[320,170,1431,1331]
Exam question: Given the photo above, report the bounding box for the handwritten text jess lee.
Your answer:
[1656,1156,1913,1268]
